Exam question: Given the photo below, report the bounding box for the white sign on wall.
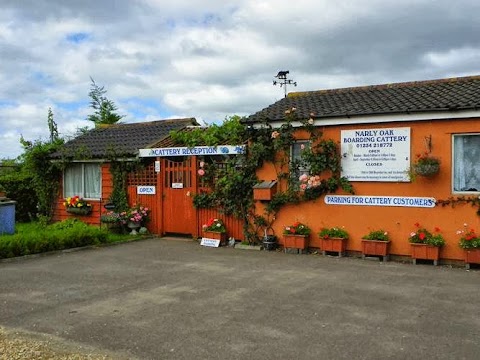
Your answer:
[137,186,156,195]
[139,145,246,157]
[341,127,411,182]
[325,195,436,208]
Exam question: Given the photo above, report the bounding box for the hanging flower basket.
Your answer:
[412,153,440,177]
[413,163,440,177]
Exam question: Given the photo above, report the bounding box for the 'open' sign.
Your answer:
[137,186,156,195]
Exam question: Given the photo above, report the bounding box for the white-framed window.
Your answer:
[291,141,310,184]
[453,134,480,193]
[64,163,101,199]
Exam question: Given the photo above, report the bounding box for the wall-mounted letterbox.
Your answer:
[253,180,277,201]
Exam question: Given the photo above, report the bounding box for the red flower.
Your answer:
[414,222,420,228]
[434,227,441,232]
[419,232,426,240]
[323,235,329,239]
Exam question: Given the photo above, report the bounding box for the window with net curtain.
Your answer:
[453,134,480,193]
[291,141,310,187]
[64,163,101,199]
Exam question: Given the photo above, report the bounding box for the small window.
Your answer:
[453,134,480,193]
[290,141,310,187]
[64,163,101,199]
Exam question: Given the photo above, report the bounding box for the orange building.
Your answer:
[245,75,480,262]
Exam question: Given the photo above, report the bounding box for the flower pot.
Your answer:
[128,221,141,235]
[413,163,440,177]
[463,249,480,270]
[283,234,309,253]
[321,237,347,257]
[361,240,390,261]
[66,207,92,215]
[203,231,227,246]
[410,243,440,265]
[262,235,277,251]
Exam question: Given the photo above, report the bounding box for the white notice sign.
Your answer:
[200,238,221,247]
[341,127,410,182]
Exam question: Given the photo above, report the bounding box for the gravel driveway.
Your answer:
[1,238,480,359]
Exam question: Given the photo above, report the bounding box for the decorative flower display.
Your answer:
[63,195,91,209]
[299,174,321,191]
[362,229,390,241]
[412,152,440,177]
[283,221,311,236]
[457,224,480,249]
[319,226,349,239]
[271,131,280,139]
[123,204,150,225]
[409,223,445,247]
[100,211,123,224]
[202,218,226,233]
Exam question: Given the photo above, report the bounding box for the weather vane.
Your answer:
[273,70,297,98]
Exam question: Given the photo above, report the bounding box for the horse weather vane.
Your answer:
[273,70,297,98]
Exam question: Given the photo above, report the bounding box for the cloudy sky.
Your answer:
[1,0,480,159]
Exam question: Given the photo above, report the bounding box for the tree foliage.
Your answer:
[87,77,124,125]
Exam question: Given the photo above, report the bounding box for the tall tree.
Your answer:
[47,107,59,143]
[87,77,124,125]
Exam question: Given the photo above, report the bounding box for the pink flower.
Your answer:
[300,144,305,150]
[271,131,280,139]
[199,161,205,168]
[198,169,205,176]
[300,183,307,191]
[299,174,308,182]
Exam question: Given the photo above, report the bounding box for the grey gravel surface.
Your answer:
[1,237,480,359]
[0,327,116,359]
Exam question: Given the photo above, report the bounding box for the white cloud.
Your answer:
[1,0,480,159]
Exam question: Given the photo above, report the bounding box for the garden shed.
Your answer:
[244,75,480,263]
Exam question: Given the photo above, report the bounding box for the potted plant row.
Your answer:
[283,222,311,254]
[202,218,227,246]
[361,229,390,261]
[458,226,480,269]
[409,223,445,266]
[318,227,349,257]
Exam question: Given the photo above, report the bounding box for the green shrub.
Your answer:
[0,171,38,222]
[0,220,112,259]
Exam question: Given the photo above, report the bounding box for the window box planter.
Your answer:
[321,237,347,257]
[410,243,440,265]
[463,249,480,270]
[361,240,390,261]
[283,234,309,253]
[66,207,92,216]
[203,231,227,246]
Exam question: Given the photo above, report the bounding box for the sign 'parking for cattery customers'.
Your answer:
[341,127,410,182]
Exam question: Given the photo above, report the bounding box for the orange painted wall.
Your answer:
[255,117,480,261]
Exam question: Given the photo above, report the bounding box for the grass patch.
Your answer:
[0,219,139,259]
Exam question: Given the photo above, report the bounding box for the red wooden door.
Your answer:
[162,158,196,235]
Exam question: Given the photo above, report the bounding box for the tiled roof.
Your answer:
[52,118,198,159]
[245,75,480,124]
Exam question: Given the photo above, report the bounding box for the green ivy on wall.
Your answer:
[170,112,354,244]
